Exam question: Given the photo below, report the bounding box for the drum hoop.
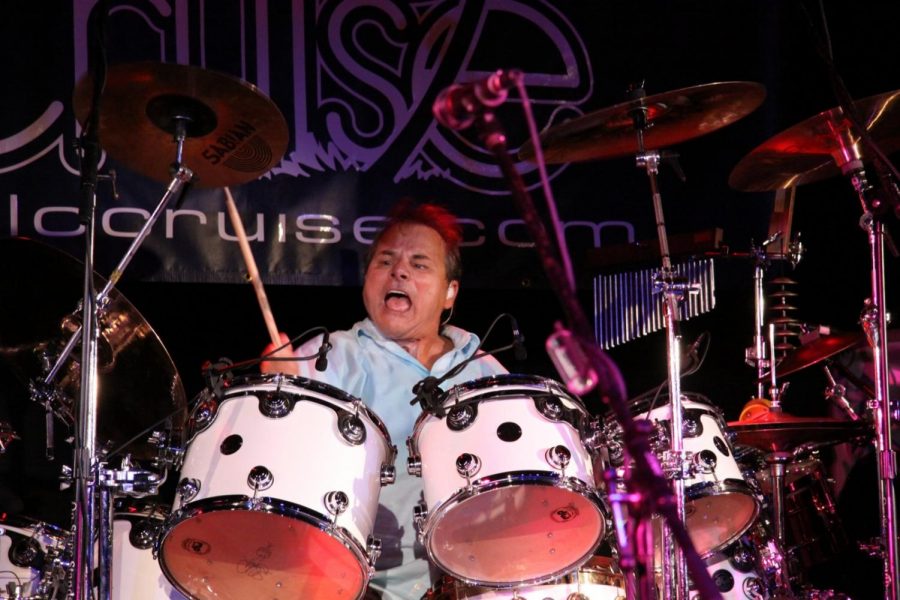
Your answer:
[158,495,371,596]
[432,558,627,597]
[419,471,607,587]
[193,373,393,447]
[410,373,591,441]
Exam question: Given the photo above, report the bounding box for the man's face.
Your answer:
[363,223,458,342]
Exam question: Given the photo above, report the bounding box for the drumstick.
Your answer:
[223,187,282,347]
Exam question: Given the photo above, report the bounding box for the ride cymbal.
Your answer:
[0,238,186,461]
[73,61,289,188]
[729,89,900,191]
[519,81,766,163]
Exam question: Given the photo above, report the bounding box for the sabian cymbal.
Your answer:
[729,89,900,191]
[519,82,766,163]
[728,410,868,453]
[73,61,289,188]
[0,238,186,461]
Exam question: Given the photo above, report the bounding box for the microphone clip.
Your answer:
[411,376,446,418]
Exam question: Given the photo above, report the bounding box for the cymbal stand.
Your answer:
[63,124,193,599]
[628,88,696,600]
[464,83,721,600]
[845,159,900,600]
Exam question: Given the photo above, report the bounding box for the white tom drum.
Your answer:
[408,374,608,587]
[158,374,396,600]
[606,394,760,558]
[0,516,67,599]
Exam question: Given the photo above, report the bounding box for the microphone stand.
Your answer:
[472,108,722,600]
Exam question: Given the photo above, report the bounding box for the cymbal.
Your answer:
[0,238,186,461]
[518,82,766,163]
[73,61,289,189]
[773,330,864,378]
[729,89,900,191]
[728,410,868,453]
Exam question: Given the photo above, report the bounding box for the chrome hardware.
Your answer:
[537,395,564,420]
[683,413,703,438]
[413,503,427,537]
[338,412,366,445]
[247,466,274,492]
[259,392,293,418]
[367,535,382,566]
[380,464,396,485]
[581,417,605,451]
[455,452,481,479]
[446,403,476,431]
[324,490,350,519]
[177,477,201,503]
[545,444,571,471]
[129,518,161,550]
[693,449,717,475]
[407,455,422,477]
[192,395,218,431]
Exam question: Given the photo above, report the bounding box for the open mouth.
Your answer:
[385,290,412,311]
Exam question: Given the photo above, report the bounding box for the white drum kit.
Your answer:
[0,54,897,600]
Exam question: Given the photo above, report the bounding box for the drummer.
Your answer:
[261,199,507,599]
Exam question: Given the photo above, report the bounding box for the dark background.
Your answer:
[2,1,899,597]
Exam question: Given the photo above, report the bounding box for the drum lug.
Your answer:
[176,477,201,503]
[192,393,218,433]
[258,391,295,418]
[545,444,571,477]
[380,464,396,485]
[129,518,162,550]
[580,418,605,452]
[455,452,482,480]
[366,535,382,568]
[446,402,477,432]
[406,455,422,477]
[413,503,427,538]
[247,465,275,492]
[338,412,367,445]
[693,449,718,475]
[324,490,350,521]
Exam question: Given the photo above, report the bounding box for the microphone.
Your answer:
[511,316,527,362]
[545,322,598,396]
[315,330,332,372]
[433,69,523,131]
[412,376,444,417]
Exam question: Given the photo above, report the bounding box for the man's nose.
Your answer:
[391,263,409,279]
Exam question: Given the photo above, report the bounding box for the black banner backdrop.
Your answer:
[0,0,798,288]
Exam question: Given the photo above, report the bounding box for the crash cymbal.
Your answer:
[73,61,288,188]
[728,410,868,453]
[729,89,900,191]
[519,82,766,163]
[772,330,864,378]
[0,238,186,461]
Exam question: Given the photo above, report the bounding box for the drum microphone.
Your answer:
[511,316,528,362]
[432,69,523,131]
[315,330,332,372]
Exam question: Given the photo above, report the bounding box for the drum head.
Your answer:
[428,484,604,585]
[686,490,759,557]
[160,511,366,600]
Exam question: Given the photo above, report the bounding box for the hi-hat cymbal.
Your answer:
[73,61,289,189]
[728,410,868,453]
[0,238,186,461]
[729,89,900,191]
[518,82,766,163]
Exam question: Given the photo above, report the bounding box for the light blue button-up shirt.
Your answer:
[293,318,507,599]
